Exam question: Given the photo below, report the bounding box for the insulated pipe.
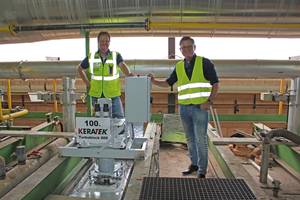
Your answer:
[0,138,68,198]
[62,77,76,132]
[287,78,300,135]
[295,78,300,135]
[1,59,300,80]
[288,79,296,133]
[259,129,300,183]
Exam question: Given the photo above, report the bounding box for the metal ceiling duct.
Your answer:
[1,0,300,44]
[0,59,300,80]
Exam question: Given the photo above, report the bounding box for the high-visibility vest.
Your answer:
[176,56,212,105]
[88,51,121,98]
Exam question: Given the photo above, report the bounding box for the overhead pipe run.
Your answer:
[2,19,300,36]
[1,59,300,80]
[1,59,300,132]
[149,21,300,29]
[2,21,148,35]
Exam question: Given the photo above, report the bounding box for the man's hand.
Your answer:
[146,73,155,82]
[128,72,135,77]
[200,101,211,110]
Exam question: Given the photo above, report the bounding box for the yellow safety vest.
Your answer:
[88,51,121,98]
[176,56,212,105]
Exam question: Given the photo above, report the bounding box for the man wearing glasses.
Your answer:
[77,31,135,119]
[146,36,220,178]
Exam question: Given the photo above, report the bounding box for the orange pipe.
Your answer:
[279,79,284,114]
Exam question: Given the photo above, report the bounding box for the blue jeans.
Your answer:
[179,104,209,175]
[92,96,124,119]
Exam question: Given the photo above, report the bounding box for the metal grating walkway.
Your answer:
[139,177,257,200]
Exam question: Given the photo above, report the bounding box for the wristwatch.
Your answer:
[207,99,213,105]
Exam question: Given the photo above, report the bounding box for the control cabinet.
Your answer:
[125,76,151,122]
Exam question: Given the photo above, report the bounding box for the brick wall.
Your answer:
[4,91,288,135]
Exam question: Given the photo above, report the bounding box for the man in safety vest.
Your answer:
[77,31,135,119]
[146,36,220,178]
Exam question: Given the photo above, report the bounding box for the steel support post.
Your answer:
[288,77,300,135]
[83,29,93,117]
[62,77,76,132]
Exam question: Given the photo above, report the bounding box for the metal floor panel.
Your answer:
[139,177,257,200]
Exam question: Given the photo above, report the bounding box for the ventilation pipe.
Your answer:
[1,60,300,80]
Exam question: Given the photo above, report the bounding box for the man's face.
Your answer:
[180,40,196,59]
[98,34,110,53]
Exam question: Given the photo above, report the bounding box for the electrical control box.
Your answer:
[125,76,151,122]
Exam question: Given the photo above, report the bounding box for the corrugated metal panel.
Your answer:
[1,0,300,44]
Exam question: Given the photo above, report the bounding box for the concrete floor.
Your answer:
[159,141,300,200]
[159,142,223,179]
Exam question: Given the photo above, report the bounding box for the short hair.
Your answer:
[97,31,110,42]
[180,36,195,46]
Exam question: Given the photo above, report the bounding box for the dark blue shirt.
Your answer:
[166,54,219,86]
[80,49,124,69]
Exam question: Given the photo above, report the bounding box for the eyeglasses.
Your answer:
[99,40,110,43]
[180,45,194,50]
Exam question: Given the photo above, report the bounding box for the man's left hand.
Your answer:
[200,101,211,110]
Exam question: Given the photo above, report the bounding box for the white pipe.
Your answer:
[248,159,274,183]
[210,106,219,135]
[1,59,300,79]
[295,78,300,135]
[62,77,76,132]
[288,79,296,133]
[214,108,223,138]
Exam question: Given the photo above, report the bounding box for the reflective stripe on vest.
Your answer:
[90,51,119,81]
[177,82,211,92]
[176,56,212,104]
[178,92,211,100]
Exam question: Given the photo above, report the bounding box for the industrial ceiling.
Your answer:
[0,0,300,44]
